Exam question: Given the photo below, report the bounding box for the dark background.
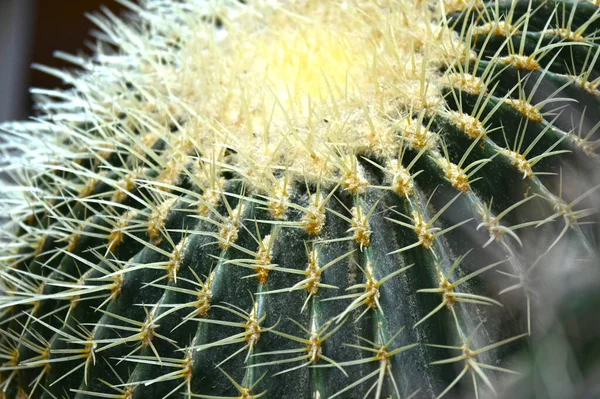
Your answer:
[0,0,127,123]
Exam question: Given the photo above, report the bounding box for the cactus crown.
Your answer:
[1,0,600,398]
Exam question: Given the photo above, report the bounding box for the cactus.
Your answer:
[1,0,600,398]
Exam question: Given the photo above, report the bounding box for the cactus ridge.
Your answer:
[1,0,600,398]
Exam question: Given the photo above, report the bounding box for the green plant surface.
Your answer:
[1,0,600,398]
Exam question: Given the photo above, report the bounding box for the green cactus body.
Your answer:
[1,0,599,398]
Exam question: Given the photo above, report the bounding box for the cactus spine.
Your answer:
[1,0,600,398]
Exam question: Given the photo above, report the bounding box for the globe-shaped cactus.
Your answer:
[1,0,600,398]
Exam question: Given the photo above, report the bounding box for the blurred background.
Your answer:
[0,0,126,123]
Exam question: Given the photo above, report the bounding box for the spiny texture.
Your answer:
[1,0,600,398]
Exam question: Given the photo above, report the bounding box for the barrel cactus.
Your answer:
[1,0,600,397]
